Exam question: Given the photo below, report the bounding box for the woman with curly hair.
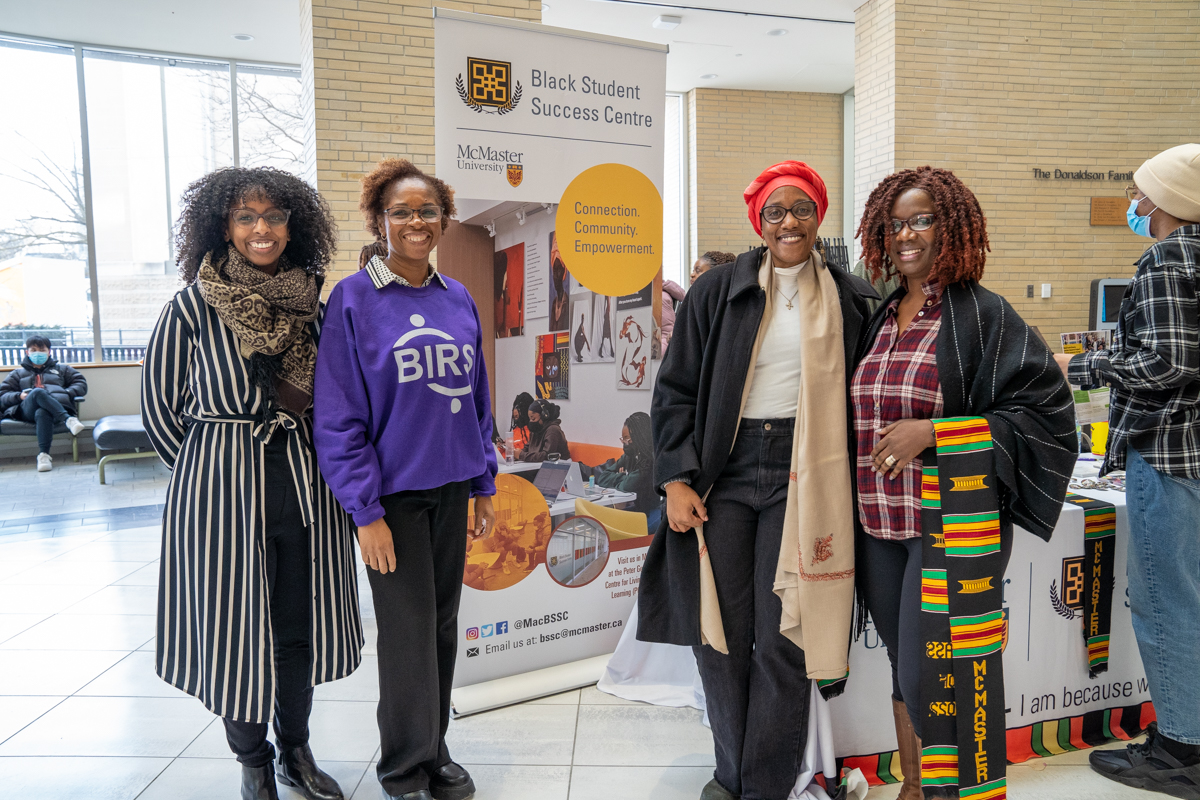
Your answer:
[141,167,362,800]
[851,167,1075,799]
[314,158,496,800]
[690,250,736,283]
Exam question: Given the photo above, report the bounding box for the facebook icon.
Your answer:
[495,621,509,635]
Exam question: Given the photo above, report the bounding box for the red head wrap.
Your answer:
[743,161,829,237]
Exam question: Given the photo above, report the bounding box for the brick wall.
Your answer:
[301,0,541,288]
[859,0,1200,340]
[852,0,895,243]
[689,87,845,262]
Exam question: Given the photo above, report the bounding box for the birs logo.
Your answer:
[393,314,475,414]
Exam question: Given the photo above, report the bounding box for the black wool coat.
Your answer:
[639,247,875,646]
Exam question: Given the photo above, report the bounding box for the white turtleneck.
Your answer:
[742,259,807,419]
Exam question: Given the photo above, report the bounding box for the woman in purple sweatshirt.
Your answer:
[314,158,497,800]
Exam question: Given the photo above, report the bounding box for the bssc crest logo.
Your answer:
[1050,556,1085,620]
[457,57,522,115]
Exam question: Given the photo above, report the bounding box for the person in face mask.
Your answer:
[518,399,571,462]
[580,412,661,526]
[1056,143,1200,797]
[0,334,87,471]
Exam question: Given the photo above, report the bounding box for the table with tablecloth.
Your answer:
[597,484,1153,793]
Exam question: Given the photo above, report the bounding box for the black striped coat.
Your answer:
[142,284,363,723]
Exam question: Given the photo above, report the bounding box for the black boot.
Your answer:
[277,743,345,800]
[241,764,280,800]
[1090,723,1200,799]
[699,778,738,800]
[429,762,475,800]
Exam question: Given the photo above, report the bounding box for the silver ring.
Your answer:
[884,455,897,468]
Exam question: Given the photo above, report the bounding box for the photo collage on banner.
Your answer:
[435,7,666,697]
[494,241,524,339]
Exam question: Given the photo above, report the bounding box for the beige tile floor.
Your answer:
[0,459,1157,799]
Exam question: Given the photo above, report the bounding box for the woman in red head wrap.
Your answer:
[640,161,875,800]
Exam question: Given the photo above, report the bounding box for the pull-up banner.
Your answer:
[434,8,666,206]
[434,9,667,697]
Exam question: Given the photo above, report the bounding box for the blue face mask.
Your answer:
[28,351,48,366]
[1127,197,1155,239]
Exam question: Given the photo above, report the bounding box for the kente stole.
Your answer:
[919,417,1007,800]
[1063,493,1117,677]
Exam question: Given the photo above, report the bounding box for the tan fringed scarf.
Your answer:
[197,248,320,413]
[694,250,856,687]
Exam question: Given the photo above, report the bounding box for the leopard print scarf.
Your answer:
[197,247,319,413]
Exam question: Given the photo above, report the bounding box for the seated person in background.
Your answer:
[510,391,534,452]
[0,335,87,472]
[581,411,661,529]
[519,399,571,462]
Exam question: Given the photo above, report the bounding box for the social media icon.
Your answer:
[466,627,479,640]
[496,621,509,635]
[466,647,479,657]
[481,624,494,638]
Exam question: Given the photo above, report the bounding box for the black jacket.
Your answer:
[639,247,875,646]
[0,357,87,419]
[858,281,1077,541]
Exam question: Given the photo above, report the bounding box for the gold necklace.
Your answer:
[776,286,799,310]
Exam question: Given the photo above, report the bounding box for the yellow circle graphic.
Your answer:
[555,164,663,297]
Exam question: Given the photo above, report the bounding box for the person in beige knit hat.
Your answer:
[1056,143,1200,799]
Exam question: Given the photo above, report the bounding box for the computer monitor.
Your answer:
[1089,278,1132,331]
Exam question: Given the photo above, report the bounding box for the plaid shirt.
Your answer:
[851,280,944,540]
[1069,225,1200,478]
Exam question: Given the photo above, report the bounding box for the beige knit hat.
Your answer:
[1135,143,1200,222]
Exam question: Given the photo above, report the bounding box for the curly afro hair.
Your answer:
[174,167,337,284]
[856,166,990,286]
[360,158,456,243]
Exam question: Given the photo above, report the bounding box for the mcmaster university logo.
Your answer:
[393,314,475,414]
[457,57,522,115]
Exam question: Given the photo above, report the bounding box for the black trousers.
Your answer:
[860,526,1013,738]
[694,419,810,800]
[223,433,314,767]
[369,481,471,796]
[16,388,69,453]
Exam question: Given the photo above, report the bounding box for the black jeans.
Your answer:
[369,481,471,797]
[223,433,314,767]
[16,387,69,453]
[694,419,810,800]
[860,526,1013,738]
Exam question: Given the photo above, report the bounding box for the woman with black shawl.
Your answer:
[852,166,1075,800]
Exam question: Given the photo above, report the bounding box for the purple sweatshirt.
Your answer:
[314,268,497,526]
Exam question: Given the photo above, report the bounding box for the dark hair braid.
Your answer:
[856,166,990,286]
[624,411,653,469]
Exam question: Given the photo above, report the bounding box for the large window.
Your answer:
[0,34,307,364]
[663,92,688,288]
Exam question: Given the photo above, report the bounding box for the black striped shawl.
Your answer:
[860,281,1078,541]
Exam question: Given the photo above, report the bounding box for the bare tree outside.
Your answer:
[0,144,86,262]
[197,68,306,174]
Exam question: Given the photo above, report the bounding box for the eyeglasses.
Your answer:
[229,209,291,229]
[890,214,936,234]
[383,205,443,224]
[619,435,633,444]
[761,201,817,225]
[1125,185,1144,202]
